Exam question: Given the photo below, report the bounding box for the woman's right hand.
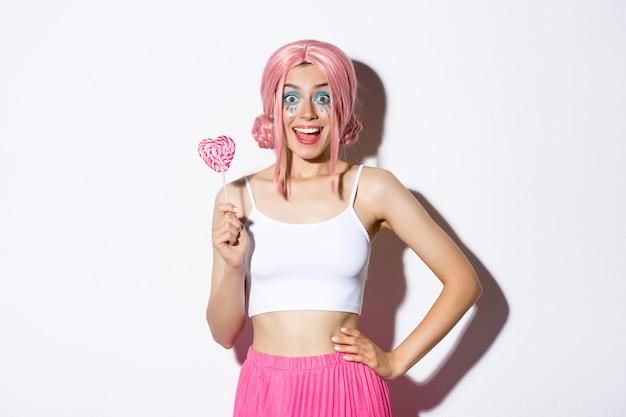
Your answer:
[212,202,249,268]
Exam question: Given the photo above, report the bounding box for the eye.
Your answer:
[283,92,301,106]
[315,92,331,105]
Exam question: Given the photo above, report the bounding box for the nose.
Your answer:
[299,98,318,120]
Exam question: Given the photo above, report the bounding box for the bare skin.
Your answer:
[206,64,482,380]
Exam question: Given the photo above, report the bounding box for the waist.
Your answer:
[244,346,346,369]
[251,310,359,356]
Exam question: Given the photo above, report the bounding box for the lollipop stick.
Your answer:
[222,171,230,202]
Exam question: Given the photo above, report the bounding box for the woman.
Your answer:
[206,39,482,417]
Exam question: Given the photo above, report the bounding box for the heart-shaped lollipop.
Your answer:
[198,135,236,201]
[198,135,235,173]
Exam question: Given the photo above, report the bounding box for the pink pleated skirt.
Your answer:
[233,347,393,417]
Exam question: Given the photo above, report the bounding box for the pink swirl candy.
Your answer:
[198,135,236,173]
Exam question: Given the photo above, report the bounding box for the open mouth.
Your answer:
[293,126,322,144]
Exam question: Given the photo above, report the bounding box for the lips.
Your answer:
[293,126,322,145]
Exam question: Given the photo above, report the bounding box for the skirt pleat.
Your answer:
[233,347,392,417]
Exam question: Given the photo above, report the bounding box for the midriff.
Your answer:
[251,310,359,357]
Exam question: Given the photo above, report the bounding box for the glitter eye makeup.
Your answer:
[282,89,331,119]
[314,91,331,105]
[283,92,302,109]
[314,91,331,117]
[283,92,302,119]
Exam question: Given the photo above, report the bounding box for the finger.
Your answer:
[223,219,243,235]
[217,202,240,216]
[331,335,356,348]
[332,335,353,349]
[221,231,240,246]
[340,327,360,337]
[340,327,369,344]
[340,352,366,363]
[332,330,376,359]
[213,222,242,246]
[214,217,241,234]
[215,215,243,233]
[339,347,377,368]
[331,327,365,349]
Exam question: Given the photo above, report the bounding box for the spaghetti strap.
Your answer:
[348,165,364,207]
[244,177,257,210]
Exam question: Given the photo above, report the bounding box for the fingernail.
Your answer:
[233,207,240,213]
[334,345,341,351]
[331,337,338,342]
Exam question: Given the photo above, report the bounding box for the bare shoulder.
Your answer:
[354,165,418,235]
[358,165,409,201]
[213,166,274,217]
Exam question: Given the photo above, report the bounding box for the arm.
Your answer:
[334,168,482,379]
[205,188,249,349]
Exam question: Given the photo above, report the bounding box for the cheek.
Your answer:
[282,115,293,137]
[282,113,290,129]
[284,103,299,120]
[317,103,331,118]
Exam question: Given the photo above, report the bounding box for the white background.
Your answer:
[1,1,625,416]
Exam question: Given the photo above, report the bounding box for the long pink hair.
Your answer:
[251,39,363,198]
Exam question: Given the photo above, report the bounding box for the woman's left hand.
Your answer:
[331,327,403,380]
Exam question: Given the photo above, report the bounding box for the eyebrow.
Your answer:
[284,82,329,89]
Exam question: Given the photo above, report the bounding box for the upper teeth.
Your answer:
[294,127,320,134]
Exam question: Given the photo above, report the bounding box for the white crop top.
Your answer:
[244,165,370,317]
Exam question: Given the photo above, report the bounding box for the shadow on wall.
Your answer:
[363,212,508,416]
[351,60,509,416]
[232,61,509,417]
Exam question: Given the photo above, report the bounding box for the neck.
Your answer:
[289,159,333,180]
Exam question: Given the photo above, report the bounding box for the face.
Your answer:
[282,64,332,161]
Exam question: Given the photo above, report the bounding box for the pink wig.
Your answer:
[251,39,363,197]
